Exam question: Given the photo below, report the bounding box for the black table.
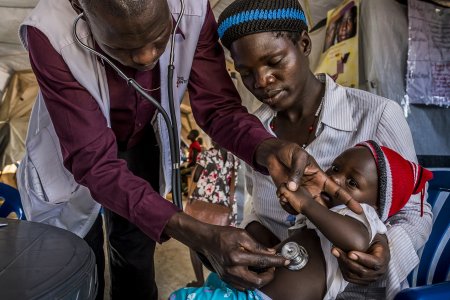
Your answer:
[0,218,97,299]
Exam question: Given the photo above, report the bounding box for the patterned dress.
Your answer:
[190,148,240,226]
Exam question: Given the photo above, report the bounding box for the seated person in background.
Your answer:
[181,129,203,194]
[186,141,240,287]
[215,0,432,299]
[187,129,202,168]
[170,141,433,300]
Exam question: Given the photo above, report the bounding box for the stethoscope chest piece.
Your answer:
[281,241,309,271]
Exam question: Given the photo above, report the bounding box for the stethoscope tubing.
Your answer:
[72,6,184,209]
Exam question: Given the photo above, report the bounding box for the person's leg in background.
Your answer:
[105,124,160,299]
[84,213,105,300]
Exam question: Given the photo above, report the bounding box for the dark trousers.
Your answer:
[104,209,157,300]
[84,213,105,300]
[86,125,161,300]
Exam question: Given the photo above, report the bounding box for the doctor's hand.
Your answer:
[164,212,289,290]
[255,138,362,214]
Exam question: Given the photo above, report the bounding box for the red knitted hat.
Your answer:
[356,140,433,222]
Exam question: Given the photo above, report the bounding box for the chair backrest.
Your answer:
[409,168,450,287]
[0,182,25,219]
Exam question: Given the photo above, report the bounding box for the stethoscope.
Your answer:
[72,1,185,209]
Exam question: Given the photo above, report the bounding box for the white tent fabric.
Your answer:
[0,1,38,168]
[352,0,449,159]
[0,1,38,77]
[0,70,37,167]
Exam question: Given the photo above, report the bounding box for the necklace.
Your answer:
[270,97,324,149]
[141,86,161,92]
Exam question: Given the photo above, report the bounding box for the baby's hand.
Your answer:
[277,185,314,214]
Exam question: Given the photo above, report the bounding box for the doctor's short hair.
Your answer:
[80,0,164,18]
[218,0,309,50]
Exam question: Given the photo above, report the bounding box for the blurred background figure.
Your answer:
[186,129,202,168]
[185,141,240,287]
[181,129,202,195]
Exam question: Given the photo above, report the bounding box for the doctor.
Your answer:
[17,0,356,299]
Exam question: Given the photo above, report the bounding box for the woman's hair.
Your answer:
[218,0,308,50]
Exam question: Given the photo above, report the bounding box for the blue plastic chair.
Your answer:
[0,182,25,220]
[394,168,450,299]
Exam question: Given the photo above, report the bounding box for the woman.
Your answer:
[217,0,431,299]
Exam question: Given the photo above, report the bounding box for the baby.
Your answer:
[170,140,432,300]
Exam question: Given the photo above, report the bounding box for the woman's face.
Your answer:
[230,32,310,112]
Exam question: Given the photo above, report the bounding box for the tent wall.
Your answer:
[298,0,449,162]
[0,0,38,75]
[305,0,449,160]
[0,70,37,166]
[357,0,449,165]
[0,1,38,168]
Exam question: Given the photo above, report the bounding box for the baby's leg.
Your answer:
[260,228,327,300]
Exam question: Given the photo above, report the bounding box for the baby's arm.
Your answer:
[278,186,371,252]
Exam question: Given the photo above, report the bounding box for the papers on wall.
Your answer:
[406,0,449,107]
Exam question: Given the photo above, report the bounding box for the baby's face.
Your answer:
[325,147,378,209]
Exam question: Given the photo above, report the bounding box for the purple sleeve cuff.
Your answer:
[244,132,272,176]
[133,194,181,243]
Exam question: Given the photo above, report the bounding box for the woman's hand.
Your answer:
[332,234,390,285]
